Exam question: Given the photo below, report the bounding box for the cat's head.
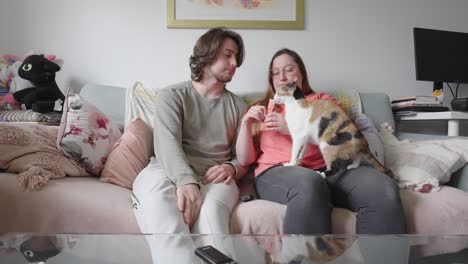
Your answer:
[273,81,298,104]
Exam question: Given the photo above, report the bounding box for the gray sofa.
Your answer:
[1,86,467,243]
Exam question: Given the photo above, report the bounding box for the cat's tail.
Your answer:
[362,148,395,178]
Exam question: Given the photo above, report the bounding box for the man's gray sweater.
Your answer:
[153,81,247,187]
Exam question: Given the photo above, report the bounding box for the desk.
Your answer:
[395,111,468,136]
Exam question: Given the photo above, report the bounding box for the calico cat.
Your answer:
[273,81,394,178]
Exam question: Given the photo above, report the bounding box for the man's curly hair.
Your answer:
[189,27,244,81]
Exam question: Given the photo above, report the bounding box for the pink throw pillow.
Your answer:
[100,117,153,189]
[57,91,123,176]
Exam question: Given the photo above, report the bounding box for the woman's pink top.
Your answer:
[254,93,340,176]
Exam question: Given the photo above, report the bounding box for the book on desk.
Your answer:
[391,95,441,104]
[392,96,449,115]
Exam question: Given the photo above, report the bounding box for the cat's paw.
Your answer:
[284,162,296,167]
[346,163,360,170]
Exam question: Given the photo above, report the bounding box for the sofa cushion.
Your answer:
[57,90,123,176]
[230,180,468,235]
[100,117,153,189]
[401,186,468,234]
[0,173,140,233]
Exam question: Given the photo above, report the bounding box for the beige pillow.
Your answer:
[0,123,90,191]
[100,118,154,189]
[126,82,157,128]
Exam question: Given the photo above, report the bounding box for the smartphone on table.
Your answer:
[194,245,238,264]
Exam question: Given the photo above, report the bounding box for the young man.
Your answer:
[132,27,247,263]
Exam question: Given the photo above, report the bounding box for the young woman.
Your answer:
[236,48,407,235]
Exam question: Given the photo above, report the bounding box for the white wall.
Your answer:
[1,0,467,95]
[1,0,468,134]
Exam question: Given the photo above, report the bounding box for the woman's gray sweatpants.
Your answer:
[254,165,407,234]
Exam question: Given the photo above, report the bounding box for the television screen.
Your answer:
[414,27,468,84]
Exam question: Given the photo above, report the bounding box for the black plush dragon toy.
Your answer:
[14,54,65,113]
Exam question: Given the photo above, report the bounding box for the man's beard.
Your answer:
[213,71,233,83]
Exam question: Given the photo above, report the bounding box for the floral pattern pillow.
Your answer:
[56,91,123,175]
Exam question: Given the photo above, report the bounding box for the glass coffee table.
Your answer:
[1,233,467,264]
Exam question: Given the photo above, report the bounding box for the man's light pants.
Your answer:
[132,157,239,263]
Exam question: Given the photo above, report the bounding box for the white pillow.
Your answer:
[126,82,157,128]
[379,124,468,192]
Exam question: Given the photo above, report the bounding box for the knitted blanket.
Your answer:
[0,123,90,191]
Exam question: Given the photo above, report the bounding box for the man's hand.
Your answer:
[203,164,236,185]
[176,184,202,229]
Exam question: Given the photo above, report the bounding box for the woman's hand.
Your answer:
[241,105,266,125]
[264,112,290,135]
[203,164,236,185]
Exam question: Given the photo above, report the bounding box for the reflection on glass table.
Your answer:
[1,233,468,264]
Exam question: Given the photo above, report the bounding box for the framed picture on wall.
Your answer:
[166,0,304,30]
